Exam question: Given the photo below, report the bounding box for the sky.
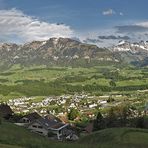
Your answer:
[0,0,148,47]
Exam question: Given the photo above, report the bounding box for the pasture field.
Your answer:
[0,65,147,101]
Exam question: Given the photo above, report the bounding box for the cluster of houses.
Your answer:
[5,95,109,116]
[0,104,79,141]
[4,93,146,120]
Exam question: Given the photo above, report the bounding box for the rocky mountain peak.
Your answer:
[0,38,116,69]
[112,40,148,52]
[0,43,19,51]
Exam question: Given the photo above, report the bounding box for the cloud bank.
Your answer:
[0,9,74,43]
[81,21,148,47]
[115,25,148,33]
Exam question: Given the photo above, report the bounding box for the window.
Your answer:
[59,130,61,134]
[36,131,43,134]
[32,125,37,128]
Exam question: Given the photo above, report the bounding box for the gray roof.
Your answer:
[29,115,68,131]
[22,112,41,122]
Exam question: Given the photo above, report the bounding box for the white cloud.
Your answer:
[136,21,148,27]
[0,8,74,43]
[102,9,124,16]
[119,12,124,16]
[102,9,116,16]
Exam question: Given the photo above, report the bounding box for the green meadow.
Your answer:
[0,65,147,101]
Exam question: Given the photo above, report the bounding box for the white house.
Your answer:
[27,116,69,140]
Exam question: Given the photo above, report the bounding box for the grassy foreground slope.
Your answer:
[0,122,91,148]
[80,128,148,148]
[0,144,21,148]
[0,122,148,148]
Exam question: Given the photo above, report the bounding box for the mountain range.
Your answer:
[0,38,148,69]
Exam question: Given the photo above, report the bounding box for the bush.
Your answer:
[68,108,79,121]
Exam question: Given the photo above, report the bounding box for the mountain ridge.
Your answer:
[0,37,120,69]
[0,38,148,69]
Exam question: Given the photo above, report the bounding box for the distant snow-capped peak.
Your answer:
[112,40,148,52]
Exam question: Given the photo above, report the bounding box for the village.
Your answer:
[4,93,146,117]
[0,92,148,141]
[4,94,121,116]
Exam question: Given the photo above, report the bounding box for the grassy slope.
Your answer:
[0,144,21,148]
[0,122,148,148]
[0,122,89,148]
[80,128,148,148]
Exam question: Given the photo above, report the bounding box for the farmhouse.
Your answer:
[27,116,69,140]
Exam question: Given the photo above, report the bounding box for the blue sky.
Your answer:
[0,0,148,46]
